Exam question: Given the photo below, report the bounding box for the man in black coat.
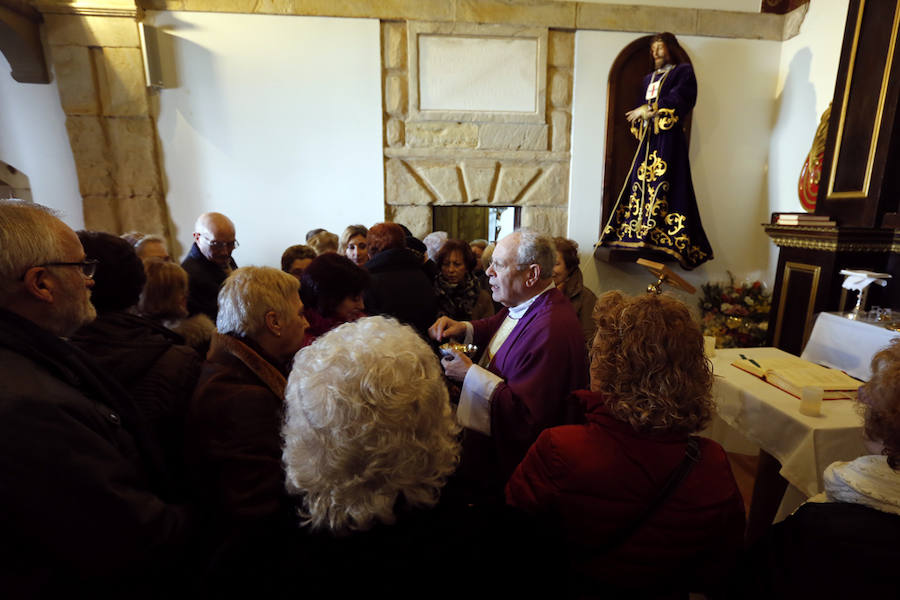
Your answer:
[0,201,190,598]
[182,211,238,321]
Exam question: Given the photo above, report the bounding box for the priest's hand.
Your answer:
[441,350,472,382]
[429,316,466,341]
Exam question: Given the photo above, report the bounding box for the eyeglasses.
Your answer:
[201,236,238,250]
[36,259,100,278]
[488,260,527,272]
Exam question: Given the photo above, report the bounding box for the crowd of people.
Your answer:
[1,199,898,598]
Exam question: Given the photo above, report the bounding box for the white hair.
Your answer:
[422,231,448,262]
[513,229,556,280]
[282,315,461,535]
[0,200,65,306]
[216,266,299,338]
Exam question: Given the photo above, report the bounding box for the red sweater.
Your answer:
[506,391,745,593]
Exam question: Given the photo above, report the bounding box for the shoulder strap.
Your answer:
[590,436,701,555]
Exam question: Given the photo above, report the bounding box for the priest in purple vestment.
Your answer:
[599,32,713,269]
[429,231,589,495]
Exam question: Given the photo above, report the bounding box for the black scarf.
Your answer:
[434,272,481,321]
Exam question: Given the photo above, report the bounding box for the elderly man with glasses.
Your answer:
[182,211,239,320]
[0,200,190,597]
[429,230,588,501]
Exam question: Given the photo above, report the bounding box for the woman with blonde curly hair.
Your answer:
[268,316,560,596]
[507,291,745,597]
[733,338,900,599]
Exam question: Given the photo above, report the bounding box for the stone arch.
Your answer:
[0,160,32,202]
[600,35,693,236]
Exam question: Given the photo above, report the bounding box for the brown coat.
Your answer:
[561,269,599,350]
[185,333,288,524]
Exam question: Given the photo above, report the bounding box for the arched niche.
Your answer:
[600,35,694,244]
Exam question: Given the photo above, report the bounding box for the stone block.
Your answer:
[416,163,465,204]
[118,193,168,234]
[384,73,407,116]
[98,47,149,117]
[478,123,548,151]
[456,0,576,28]
[385,158,436,205]
[548,30,574,68]
[462,160,500,204]
[521,206,567,237]
[385,118,404,147]
[696,10,783,40]
[44,15,140,47]
[242,0,454,20]
[178,0,256,12]
[142,0,184,9]
[576,4,697,35]
[83,195,121,232]
[550,110,570,152]
[407,122,478,149]
[520,163,568,206]
[494,164,542,205]
[51,45,99,115]
[386,204,432,238]
[252,0,297,14]
[107,117,161,196]
[549,69,571,108]
[382,21,406,70]
[65,115,114,197]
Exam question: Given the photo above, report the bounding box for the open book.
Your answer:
[731,354,861,400]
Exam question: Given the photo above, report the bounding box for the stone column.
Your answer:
[40,1,170,238]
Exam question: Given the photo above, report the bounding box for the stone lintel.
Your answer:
[43,14,140,47]
[129,1,805,41]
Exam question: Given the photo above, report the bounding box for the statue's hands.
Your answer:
[626,104,653,124]
[441,349,473,382]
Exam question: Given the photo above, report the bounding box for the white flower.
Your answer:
[745,297,755,306]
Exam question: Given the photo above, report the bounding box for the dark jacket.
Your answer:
[506,391,746,596]
[185,333,289,529]
[0,309,190,599]
[181,242,237,321]
[205,496,564,599]
[732,502,900,599]
[364,248,437,336]
[71,310,201,495]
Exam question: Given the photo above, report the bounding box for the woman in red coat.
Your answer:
[506,291,745,598]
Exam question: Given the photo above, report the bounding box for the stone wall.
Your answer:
[383,21,574,237]
[40,3,170,239]
[27,0,808,240]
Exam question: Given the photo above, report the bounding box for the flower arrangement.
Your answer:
[699,274,772,348]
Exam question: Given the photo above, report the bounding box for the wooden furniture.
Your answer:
[766,0,900,354]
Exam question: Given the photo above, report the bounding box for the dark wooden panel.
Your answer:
[818,0,900,227]
[832,4,893,193]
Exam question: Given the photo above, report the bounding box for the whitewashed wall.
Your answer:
[147,11,383,268]
[569,31,782,305]
[766,0,850,281]
[0,54,83,229]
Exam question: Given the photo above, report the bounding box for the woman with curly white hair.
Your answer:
[267,316,560,596]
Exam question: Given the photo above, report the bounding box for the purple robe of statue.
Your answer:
[599,62,713,269]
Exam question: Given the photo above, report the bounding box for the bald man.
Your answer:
[182,212,238,320]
